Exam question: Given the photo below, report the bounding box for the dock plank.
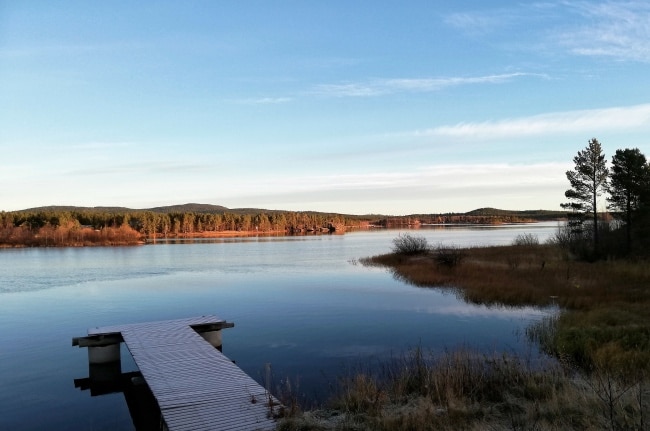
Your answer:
[86,316,279,431]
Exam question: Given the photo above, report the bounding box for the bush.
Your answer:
[392,233,429,255]
[512,233,539,246]
[434,244,465,267]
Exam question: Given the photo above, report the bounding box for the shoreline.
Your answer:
[1,221,555,248]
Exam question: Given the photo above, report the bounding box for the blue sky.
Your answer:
[1,1,649,214]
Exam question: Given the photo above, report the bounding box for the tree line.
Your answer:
[0,209,364,246]
[375,214,537,227]
[561,138,650,257]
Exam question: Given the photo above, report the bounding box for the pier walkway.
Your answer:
[74,316,280,431]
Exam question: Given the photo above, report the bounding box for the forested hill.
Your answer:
[20,203,348,217]
[21,203,230,214]
[463,208,566,220]
[147,203,230,214]
[16,204,564,220]
[20,205,134,213]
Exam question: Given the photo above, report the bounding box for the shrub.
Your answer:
[512,233,539,246]
[392,233,429,255]
[434,244,465,267]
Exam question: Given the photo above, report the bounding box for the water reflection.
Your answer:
[74,368,161,431]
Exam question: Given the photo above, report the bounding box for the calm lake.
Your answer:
[0,223,559,430]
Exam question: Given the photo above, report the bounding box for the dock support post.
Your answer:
[86,362,123,395]
[88,344,121,364]
[199,330,223,352]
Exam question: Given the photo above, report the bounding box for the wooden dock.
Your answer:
[74,316,280,431]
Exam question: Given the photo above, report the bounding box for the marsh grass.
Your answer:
[278,347,647,430]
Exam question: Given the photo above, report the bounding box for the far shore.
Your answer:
[5,222,559,248]
[148,229,290,239]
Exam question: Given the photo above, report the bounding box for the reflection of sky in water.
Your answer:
[416,303,554,319]
[0,223,559,430]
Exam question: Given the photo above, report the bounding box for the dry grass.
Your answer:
[278,348,649,430]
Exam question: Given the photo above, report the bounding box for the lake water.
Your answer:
[0,223,560,430]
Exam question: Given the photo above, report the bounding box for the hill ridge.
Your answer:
[12,203,564,219]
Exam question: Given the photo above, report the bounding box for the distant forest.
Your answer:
[0,204,564,247]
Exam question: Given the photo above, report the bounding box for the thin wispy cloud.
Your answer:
[311,73,543,98]
[311,83,381,97]
[222,162,566,196]
[229,73,543,101]
[557,1,650,62]
[418,103,650,139]
[230,97,293,105]
[67,162,214,176]
[444,1,650,63]
[444,10,517,36]
[66,141,134,150]
[385,73,548,90]
[443,4,553,36]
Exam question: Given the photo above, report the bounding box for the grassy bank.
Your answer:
[278,243,650,430]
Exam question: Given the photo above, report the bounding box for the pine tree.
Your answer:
[608,148,649,252]
[561,138,609,253]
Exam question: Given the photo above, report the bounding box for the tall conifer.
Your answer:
[561,138,609,253]
[608,148,649,252]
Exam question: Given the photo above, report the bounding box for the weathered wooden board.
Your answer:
[85,316,279,431]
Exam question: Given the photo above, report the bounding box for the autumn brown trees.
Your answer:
[0,208,366,246]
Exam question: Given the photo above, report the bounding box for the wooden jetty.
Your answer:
[73,316,281,431]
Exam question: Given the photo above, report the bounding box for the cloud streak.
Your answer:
[227,73,545,102]
[221,162,567,196]
[311,73,544,97]
[230,97,293,105]
[443,7,529,36]
[417,103,650,139]
[67,161,214,176]
[444,12,501,35]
